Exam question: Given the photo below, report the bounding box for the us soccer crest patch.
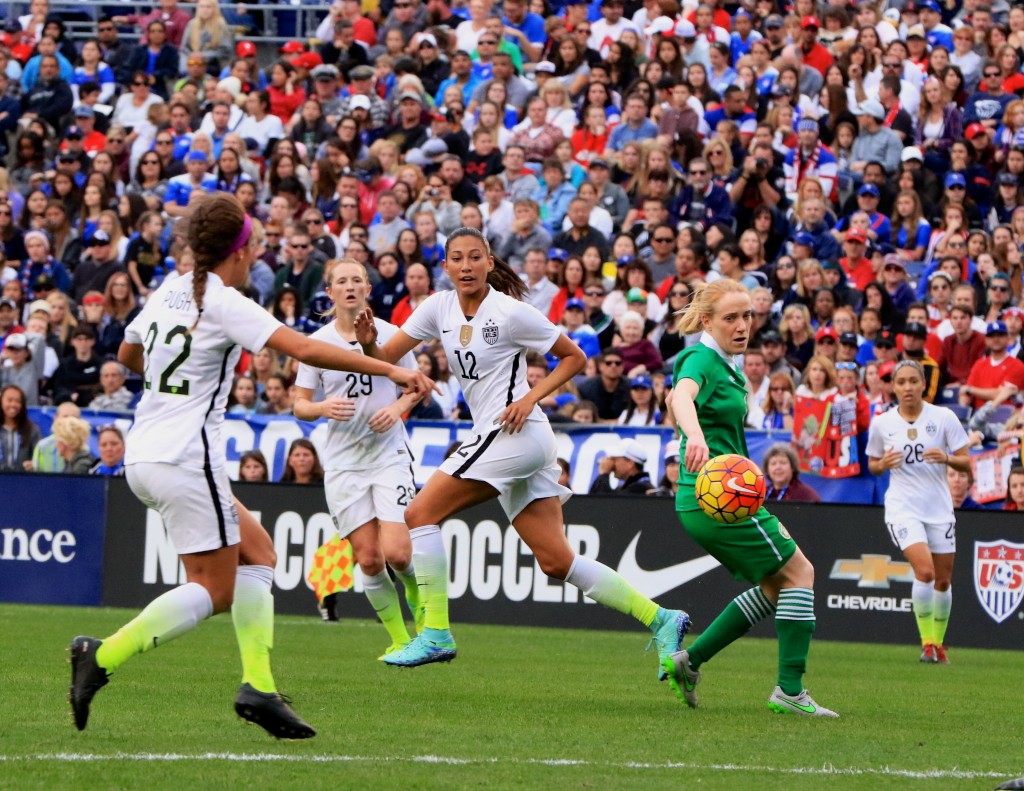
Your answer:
[483,323,499,345]
[974,540,1024,623]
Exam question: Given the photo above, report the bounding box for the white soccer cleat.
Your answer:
[767,686,839,718]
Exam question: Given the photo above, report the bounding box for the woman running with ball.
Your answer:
[664,278,837,717]
[867,360,970,664]
[353,227,690,690]
[293,259,425,659]
[68,194,435,738]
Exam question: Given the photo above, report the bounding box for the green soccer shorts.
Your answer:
[676,506,798,584]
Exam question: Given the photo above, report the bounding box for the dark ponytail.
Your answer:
[445,226,528,300]
[183,193,248,330]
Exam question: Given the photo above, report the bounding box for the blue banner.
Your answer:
[26,408,885,502]
[0,472,106,605]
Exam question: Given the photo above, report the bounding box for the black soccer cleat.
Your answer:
[317,592,340,622]
[234,683,316,740]
[68,636,109,731]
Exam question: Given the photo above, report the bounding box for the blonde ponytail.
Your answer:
[676,279,751,335]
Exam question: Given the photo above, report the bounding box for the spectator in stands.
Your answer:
[899,322,941,403]
[238,449,269,482]
[91,361,135,412]
[113,0,192,49]
[389,262,433,327]
[227,375,259,416]
[0,334,38,405]
[617,374,660,427]
[961,320,1024,409]
[0,384,39,470]
[273,229,324,307]
[577,348,630,422]
[70,231,124,304]
[89,424,125,476]
[257,372,292,415]
[947,466,981,509]
[589,439,653,495]
[1004,466,1024,511]
[497,145,540,203]
[560,298,600,358]
[616,310,663,377]
[795,354,838,400]
[519,247,558,316]
[178,0,235,75]
[648,440,681,498]
[280,437,324,484]
[52,325,101,407]
[671,156,733,230]
[762,442,821,502]
[51,414,95,474]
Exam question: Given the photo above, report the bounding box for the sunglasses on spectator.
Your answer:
[653,236,674,243]
[351,232,368,239]
[266,231,282,237]
[574,27,590,33]
[777,262,795,269]
[480,39,498,45]
[882,61,901,68]
[990,284,1010,292]
[290,243,311,249]
[304,218,323,224]
[835,362,858,371]
[142,159,159,164]
[585,289,604,296]
[689,169,707,176]
[670,289,690,297]
[602,359,623,366]
[156,138,173,144]
[108,138,125,143]
[817,337,836,344]
[985,70,1001,77]
[133,81,148,86]
[948,185,965,190]
[394,2,413,7]
[0,210,11,216]
[97,24,115,31]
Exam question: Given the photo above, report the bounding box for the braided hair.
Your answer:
[444,226,527,300]
[184,193,248,330]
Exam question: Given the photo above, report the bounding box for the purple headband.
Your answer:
[225,214,253,256]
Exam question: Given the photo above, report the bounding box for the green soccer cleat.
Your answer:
[920,643,938,663]
[767,686,839,718]
[662,649,701,708]
[650,608,691,681]
[378,641,411,661]
[382,632,457,667]
[68,636,109,731]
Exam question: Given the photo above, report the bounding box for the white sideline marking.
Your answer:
[0,753,1017,779]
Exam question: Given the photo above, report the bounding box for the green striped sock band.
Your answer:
[776,588,815,621]
[735,587,775,626]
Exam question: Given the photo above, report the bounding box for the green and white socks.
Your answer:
[687,587,775,669]
[775,587,815,696]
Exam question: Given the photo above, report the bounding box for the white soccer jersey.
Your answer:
[401,287,561,431]
[124,272,281,469]
[295,317,417,471]
[866,402,969,525]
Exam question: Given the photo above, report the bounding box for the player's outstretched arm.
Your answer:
[670,378,709,473]
[292,386,357,423]
[499,334,585,433]
[267,326,436,396]
[352,308,420,365]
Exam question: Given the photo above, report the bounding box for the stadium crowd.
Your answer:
[0,0,1023,505]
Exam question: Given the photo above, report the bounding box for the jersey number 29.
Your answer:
[143,322,192,395]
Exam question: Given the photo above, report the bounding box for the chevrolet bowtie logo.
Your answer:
[830,555,914,589]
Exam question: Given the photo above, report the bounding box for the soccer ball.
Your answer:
[695,454,767,524]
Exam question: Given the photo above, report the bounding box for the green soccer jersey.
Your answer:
[673,338,750,512]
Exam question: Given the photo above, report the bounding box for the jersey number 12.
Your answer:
[454,349,480,381]
[143,322,192,395]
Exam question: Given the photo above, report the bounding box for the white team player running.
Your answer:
[68,195,435,737]
[294,259,425,658]
[353,227,691,691]
[867,359,970,664]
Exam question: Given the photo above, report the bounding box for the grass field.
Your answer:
[1,603,1021,790]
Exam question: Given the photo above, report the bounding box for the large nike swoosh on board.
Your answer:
[616,533,722,599]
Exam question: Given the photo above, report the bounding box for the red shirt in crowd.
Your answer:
[965,353,1024,408]
[267,85,306,124]
[939,330,987,384]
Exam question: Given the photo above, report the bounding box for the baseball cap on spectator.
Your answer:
[617,255,636,266]
[839,332,859,347]
[793,232,815,246]
[28,299,51,316]
[858,183,880,198]
[846,227,867,244]
[4,333,27,350]
[0,297,16,310]
[815,326,838,343]
[997,171,1018,186]
[986,320,1008,336]
[33,274,55,292]
[853,99,886,120]
[928,271,954,287]
[536,61,556,74]
[1003,306,1024,320]
[548,248,568,261]
[398,91,422,103]
[875,331,896,349]
[630,375,653,389]
[664,439,680,465]
[902,322,928,339]
[797,118,819,133]
[349,94,371,111]
[944,172,967,189]
[821,260,841,272]
[770,84,792,98]
[989,272,1012,287]
[801,15,820,28]
[186,150,208,163]
[72,323,96,338]
[883,8,901,23]
[646,16,674,35]
[279,41,305,54]
[901,146,923,163]
[907,24,925,38]
[878,360,897,380]
[565,298,586,311]
[86,229,111,247]
[564,0,588,6]
[73,105,95,119]
[65,125,83,140]
[418,33,438,48]
[57,151,78,164]
[292,52,323,70]
[965,123,988,140]
[764,14,784,28]
[918,0,941,11]
[236,41,256,57]
[626,287,647,303]
[761,330,784,345]
[218,76,242,100]
[674,19,696,39]
[312,64,340,81]
[882,253,906,271]
[349,65,374,80]
[393,57,417,75]
[609,439,647,465]
[590,157,610,169]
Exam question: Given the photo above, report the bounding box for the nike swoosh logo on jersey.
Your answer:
[616,533,721,599]
[725,476,758,495]
[442,329,452,333]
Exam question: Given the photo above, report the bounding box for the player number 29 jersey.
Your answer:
[401,287,562,431]
[295,318,417,471]
[124,272,281,470]
[866,401,969,524]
